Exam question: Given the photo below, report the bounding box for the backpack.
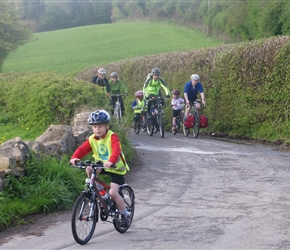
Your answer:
[200,115,208,128]
[184,114,194,128]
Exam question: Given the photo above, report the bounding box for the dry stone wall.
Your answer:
[0,111,93,191]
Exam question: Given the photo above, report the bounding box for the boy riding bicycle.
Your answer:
[70,110,131,226]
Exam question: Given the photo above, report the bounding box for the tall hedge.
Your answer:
[76,36,290,144]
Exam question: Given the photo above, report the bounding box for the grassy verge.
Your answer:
[0,154,85,231]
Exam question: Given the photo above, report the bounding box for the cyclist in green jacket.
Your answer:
[143,67,170,118]
[108,72,128,116]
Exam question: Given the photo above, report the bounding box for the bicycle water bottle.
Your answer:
[100,189,110,207]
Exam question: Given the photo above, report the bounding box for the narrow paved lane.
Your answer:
[1,130,290,249]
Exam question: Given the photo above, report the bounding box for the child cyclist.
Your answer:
[70,110,131,227]
[171,89,184,130]
[132,90,145,123]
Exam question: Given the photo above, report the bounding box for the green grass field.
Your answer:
[2,21,223,74]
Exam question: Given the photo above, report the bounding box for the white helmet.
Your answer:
[110,72,118,78]
[191,74,200,81]
[98,68,107,75]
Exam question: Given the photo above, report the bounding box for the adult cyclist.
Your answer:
[92,67,110,93]
[108,72,128,116]
[183,74,206,121]
[143,67,170,119]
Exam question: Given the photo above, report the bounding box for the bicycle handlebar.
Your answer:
[109,94,128,97]
[72,160,116,169]
[146,96,168,102]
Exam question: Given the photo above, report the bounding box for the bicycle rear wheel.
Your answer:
[113,185,135,233]
[192,110,200,138]
[71,193,98,245]
[134,120,140,134]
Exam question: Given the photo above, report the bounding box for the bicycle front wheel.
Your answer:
[147,117,154,136]
[71,193,98,245]
[141,121,147,133]
[158,113,164,138]
[183,125,190,137]
[172,117,181,135]
[113,185,135,234]
[192,110,200,138]
[134,120,140,134]
[116,106,122,123]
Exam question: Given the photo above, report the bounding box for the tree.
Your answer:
[20,0,46,31]
[0,2,31,72]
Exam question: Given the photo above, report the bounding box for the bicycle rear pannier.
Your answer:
[184,114,194,128]
[200,115,208,128]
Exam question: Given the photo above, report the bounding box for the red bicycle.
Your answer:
[71,160,135,245]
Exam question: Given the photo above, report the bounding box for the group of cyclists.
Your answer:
[91,66,206,131]
[69,67,206,231]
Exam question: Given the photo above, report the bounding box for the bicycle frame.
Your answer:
[79,162,111,216]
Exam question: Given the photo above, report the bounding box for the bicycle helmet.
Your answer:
[191,74,200,81]
[151,67,161,76]
[110,72,118,78]
[88,110,110,125]
[98,68,107,75]
[171,89,180,95]
[135,90,143,98]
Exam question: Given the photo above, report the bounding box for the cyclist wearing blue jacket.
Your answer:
[183,74,206,120]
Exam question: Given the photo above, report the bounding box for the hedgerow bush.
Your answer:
[0,72,107,128]
[77,36,290,145]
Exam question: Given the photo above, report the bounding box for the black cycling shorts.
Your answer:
[100,169,125,185]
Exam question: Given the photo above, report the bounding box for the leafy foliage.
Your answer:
[0,72,107,128]
[0,2,31,71]
[110,0,290,42]
[0,153,85,231]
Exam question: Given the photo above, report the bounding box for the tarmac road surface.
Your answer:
[1,129,290,249]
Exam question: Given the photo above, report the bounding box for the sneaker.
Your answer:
[121,214,131,227]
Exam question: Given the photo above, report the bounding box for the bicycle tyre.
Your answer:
[172,116,180,135]
[147,117,154,136]
[192,110,200,138]
[141,122,147,133]
[158,113,164,138]
[113,185,135,234]
[134,120,140,134]
[141,114,147,133]
[117,106,122,123]
[183,125,190,137]
[71,193,98,245]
